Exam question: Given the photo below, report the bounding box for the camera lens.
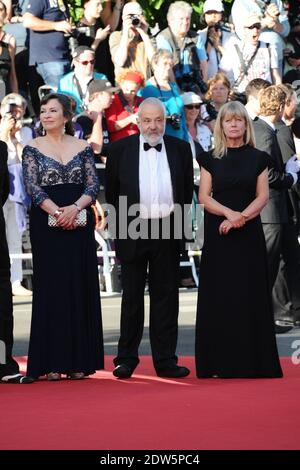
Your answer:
[131,15,140,27]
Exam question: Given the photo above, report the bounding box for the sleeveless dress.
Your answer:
[22,145,104,378]
[195,145,283,378]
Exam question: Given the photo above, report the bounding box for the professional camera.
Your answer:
[286,51,299,59]
[166,113,181,130]
[255,0,280,16]
[212,22,232,33]
[177,71,208,95]
[129,14,141,28]
[204,101,218,121]
[2,97,33,126]
[12,0,22,16]
[65,25,93,57]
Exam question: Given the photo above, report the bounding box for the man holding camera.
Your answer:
[23,0,72,89]
[156,1,208,95]
[0,93,32,297]
[198,0,234,79]
[109,2,155,82]
[231,0,290,76]
[220,15,281,94]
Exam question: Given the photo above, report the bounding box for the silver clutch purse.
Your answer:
[48,209,87,227]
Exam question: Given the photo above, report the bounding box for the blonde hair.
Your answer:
[205,72,231,101]
[213,101,256,158]
[259,85,286,116]
[277,83,297,103]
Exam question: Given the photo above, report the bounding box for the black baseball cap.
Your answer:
[88,79,119,96]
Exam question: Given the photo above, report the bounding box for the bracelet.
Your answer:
[73,202,81,211]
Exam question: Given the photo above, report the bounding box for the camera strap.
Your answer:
[233,41,261,88]
[117,91,138,114]
[73,75,93,111]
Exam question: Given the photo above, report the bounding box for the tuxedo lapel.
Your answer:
[127,135,140,204]
[164,136,177,202]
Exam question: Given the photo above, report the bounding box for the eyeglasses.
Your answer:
[185,104,201,110]
[246,23,261,29]
[79,59,95,66]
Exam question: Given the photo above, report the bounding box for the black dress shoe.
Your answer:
[157,365,190,378]
[113,364,133,379]
[0,374,35,384]
[274,323,294,334]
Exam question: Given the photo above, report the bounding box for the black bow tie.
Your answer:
[143,142,162,152]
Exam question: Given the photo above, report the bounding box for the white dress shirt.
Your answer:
[139,135,174,219]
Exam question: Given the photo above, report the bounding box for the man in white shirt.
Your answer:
[220,15,281,93]
[106,97,193,379]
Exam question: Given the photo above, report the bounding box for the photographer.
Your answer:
[58,45,107,114]
[231,0,290,76]
[109,2,155,82]
[156,1,208,95]
[140,49,189,142]
[220,15,281,94]
[0,93,33,296]
[23,0,72,88]
[198,0,234,79]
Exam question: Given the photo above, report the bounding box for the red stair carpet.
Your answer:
[0,356,299,450]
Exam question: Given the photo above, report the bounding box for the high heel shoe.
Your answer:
[67,372,85,380]
[47,372,61,381]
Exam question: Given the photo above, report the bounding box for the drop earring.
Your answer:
[42,126,45,136]
[63,124,66,134]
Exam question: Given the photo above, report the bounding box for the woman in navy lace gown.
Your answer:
[22,93,104,381]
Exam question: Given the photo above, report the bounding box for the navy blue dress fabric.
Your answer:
[22,145,104,378]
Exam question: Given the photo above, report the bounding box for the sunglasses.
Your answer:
[185,104,201,110]
[247,23,261,29]
[79,59,95,65]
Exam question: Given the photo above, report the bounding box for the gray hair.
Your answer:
[167,1,192,23]
[138,98,166,119]
[151,49,173,68]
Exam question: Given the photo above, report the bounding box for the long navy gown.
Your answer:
[195,145,283,378]
[22,145,104,378]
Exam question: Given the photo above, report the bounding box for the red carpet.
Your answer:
[0,356,299,450]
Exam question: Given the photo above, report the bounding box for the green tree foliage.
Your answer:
[67,0,84,24]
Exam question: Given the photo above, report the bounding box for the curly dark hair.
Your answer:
[38,93,74,136]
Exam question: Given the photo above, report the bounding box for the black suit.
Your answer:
[252,118,300,321]
[105,134,193,372]
[0,140,20,379]
[273,120,300,321]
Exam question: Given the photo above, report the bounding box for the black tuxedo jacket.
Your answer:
[275,119,300,226]
[105,134,193,262]
[252,118,294,223]
[0,141,9,210]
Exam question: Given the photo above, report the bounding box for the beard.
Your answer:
[140,123,166,146]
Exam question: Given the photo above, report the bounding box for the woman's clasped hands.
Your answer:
[219,209,246,235]
[54,205,79,230]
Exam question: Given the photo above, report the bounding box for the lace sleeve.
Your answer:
[22,146,50,206]
[82,146,99,202]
